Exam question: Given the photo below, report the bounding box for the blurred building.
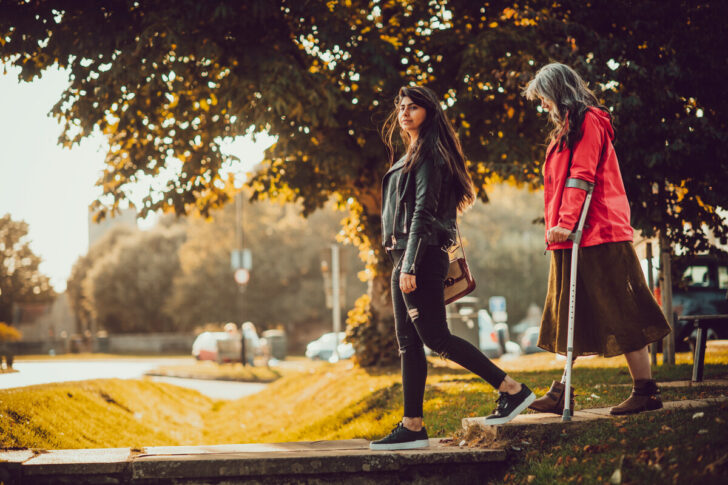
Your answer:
[11,293,76,353]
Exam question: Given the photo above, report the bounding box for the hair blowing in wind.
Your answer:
[381,85,475,213]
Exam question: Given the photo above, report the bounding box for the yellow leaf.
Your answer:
[380,35,402,49]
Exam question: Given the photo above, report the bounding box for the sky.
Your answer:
[0,65,274,292]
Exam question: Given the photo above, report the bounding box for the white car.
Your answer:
[305,332,353,361]
[477,310,503,359]
[191,332,231,362]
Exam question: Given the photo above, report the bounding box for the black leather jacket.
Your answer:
[381,155,458,274]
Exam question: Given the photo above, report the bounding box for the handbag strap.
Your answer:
[455,221,467,260]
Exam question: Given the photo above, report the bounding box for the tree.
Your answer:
[166,191,366,350]
[3,1,726,364]
[0,214,55,324]
[538,0,728,252]
[0,0,550,364]
[85,226,185,333]
[66,225,136,334]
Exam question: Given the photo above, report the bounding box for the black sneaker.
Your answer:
[369,422,429,450]
[484,384,536,425]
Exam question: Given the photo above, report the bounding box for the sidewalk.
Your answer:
[0,438,507,484]
[2,394,726,484]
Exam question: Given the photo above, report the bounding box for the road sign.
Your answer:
[231,249,252,270]
[234,268,250,285]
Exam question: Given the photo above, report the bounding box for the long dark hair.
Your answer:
[523,63,611,151]
[382,85,475,212]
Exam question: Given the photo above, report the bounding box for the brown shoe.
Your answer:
[610,379,663,415]
[529,380,575,415]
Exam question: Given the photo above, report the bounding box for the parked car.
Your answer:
[192,332,233,362]
[671,255,728,350]
[494,322,522,356]
[192,323,265,364]
[477,309,503,359]
[644,254,728,351]
[305,332,353,361]
[520,326,545,355]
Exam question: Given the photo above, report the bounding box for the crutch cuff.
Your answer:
[565,178,594,191]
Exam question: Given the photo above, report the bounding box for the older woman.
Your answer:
[523,63,671,415]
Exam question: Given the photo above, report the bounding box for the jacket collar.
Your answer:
[385,156,407,175]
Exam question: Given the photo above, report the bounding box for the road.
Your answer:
[0,358,268,400]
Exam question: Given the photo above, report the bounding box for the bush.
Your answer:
[346,294,398,367]
[0,322,22,342]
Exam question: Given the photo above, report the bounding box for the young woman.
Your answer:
[522,63,671,415]
[370,86,535,451]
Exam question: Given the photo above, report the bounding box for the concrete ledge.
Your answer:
[1,439,507,484]
[461,396,728,442]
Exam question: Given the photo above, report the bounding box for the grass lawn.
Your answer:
[1,346,727,482]
[490,404,728,484]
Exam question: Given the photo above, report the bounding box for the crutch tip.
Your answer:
[561,409,572,422]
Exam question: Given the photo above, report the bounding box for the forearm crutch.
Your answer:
[562,177,595,422]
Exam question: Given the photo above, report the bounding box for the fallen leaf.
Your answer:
[698,429,708,435]
[692,412,705,419]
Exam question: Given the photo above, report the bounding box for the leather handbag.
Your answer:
[444,224,476,305]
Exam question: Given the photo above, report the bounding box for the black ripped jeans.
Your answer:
[391,246,507,418]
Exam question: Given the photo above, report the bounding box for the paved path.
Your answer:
[462,395,728,442]
[0,439,506,484]
[2,395,727,484]
[0,358,268,400]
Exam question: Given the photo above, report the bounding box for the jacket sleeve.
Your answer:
[557,113,603,230]
[402,156,442,274]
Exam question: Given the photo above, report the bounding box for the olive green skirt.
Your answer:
[538,241,671,358]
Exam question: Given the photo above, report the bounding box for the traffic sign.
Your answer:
[234,268,250,285]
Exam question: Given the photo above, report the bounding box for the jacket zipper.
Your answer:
[391,171,403,246]
[403,203,408,233]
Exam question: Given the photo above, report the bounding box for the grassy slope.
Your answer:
[1,349,727,451]
[0,379,213,449]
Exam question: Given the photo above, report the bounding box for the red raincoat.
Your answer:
[543,107,633,250]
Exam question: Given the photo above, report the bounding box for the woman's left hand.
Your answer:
[547,226,572,243]
[400,273,417,294]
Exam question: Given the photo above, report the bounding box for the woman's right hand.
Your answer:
[547,226,572,243]
[399,272,417,294]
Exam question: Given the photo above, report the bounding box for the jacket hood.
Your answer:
[588,107,614,141]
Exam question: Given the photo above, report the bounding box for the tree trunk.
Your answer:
[343,190,399,367]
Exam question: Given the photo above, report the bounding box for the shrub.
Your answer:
[0,322,22,342]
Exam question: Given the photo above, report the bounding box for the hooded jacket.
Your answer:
[544,107,633,250]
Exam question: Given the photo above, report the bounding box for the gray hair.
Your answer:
[523,63,604,147]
